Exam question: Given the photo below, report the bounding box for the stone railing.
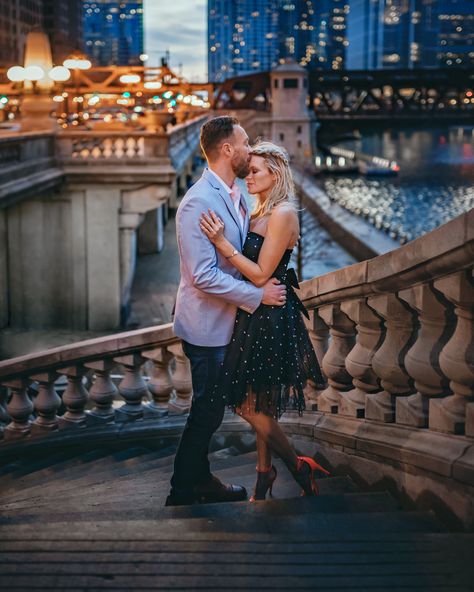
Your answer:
[0,131,61,205]
[0,324,193,443]
[56,114,206,172]
[299,208,474,436]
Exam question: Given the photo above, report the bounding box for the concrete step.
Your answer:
[0,451,260,511]
[0,445,155,490]
[2,524,470,590]
[0,491,400,526]
[0,454,348,517]
[0,444,181,495]
[1,537,471,590]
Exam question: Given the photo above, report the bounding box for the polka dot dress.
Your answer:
[216,231,326,418]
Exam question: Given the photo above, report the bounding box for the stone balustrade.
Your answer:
[0,324,193,443]
[0,131,60,206]
[299,208,474,436]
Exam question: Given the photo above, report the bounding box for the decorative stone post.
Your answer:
[57,365,89,429]
[303,310,329,406]
[366,294,415,422]
[113,353,150,422]
[30,371,61,435]
[316,304,356,414]
[141,347,174,417]
[84,360,117,425]
[0,387,10,429]
[340,298,384,418]
[397,283,454,427]
[167,342,193,414]
[430,271,474,435]
[2,379,33,441]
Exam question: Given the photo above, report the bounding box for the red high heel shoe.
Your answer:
[249,465,278,502]
[293,456,330,496]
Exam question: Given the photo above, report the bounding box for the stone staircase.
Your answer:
[0,438,472,591]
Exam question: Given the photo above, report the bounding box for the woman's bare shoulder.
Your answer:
[268,202,298,224]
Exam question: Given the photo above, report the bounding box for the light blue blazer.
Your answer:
[173,168,263,347]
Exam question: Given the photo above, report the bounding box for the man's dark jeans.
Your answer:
[170,340,227,497]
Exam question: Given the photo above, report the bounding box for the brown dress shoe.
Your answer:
[193,475,247,503]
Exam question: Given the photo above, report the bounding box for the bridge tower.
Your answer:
[270,61,315,166]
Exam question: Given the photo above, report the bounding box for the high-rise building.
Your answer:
[0,0,83,67]
[83,0,144,66]
[208,0,280,82]
[208,0,349,82]
[346,0,474,70]
[419,0,474,67]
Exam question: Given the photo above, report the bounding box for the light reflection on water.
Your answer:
[319,126,474,242]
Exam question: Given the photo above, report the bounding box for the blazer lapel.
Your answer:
[203,169,244,243]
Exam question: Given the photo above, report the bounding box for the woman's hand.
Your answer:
[200,210,225,245]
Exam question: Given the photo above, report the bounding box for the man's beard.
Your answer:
[232,153,250,179]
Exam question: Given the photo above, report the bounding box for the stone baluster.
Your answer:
[84,360,117,425]
[0,386,10,427]
[303,310,329,406]
[430,270,474,435]
[141,347,174,417]
[397,282,454,427]
[340,298,384,418]
[30,371,61,435]
[2,379,33,440]
[167,342,193,414]
[316,304,356,414]
[57,365,89,429]
[113,353,149,422]
[366,294,415,422]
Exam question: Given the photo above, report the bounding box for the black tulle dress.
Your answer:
[216,231,326,419]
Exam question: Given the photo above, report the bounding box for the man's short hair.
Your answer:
[200,115,240,160]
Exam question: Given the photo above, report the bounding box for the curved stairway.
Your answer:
[0,438,472,591]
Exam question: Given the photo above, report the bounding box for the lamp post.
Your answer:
[6,31,72,131]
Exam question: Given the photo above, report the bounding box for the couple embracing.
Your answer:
[166,116,328,507]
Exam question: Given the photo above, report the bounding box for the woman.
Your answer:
[199,141,329,501]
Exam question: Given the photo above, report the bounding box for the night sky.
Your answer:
[144,0,207,81]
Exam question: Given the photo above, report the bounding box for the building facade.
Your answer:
[0,0,83,67]
[83,0,144,66]
[208,0,350,81]
[346,0,474,69]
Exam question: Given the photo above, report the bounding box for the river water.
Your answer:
[318,125,474,243]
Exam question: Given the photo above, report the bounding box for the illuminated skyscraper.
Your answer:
[346,0,474,69]
[208,0,280,82]
[208,0,349,81]
[83,0,144,66]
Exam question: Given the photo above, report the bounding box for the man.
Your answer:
[166,116,287,506]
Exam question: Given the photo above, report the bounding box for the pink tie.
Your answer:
[230,183,245,229]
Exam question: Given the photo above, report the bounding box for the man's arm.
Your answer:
[178,195,263,313]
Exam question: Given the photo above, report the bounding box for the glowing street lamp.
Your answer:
[63,58,92,70]
[119,74,141,84]
[49,66,71,83]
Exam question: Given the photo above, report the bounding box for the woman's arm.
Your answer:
[200,206,298,288]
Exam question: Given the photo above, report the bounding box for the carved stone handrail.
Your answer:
[0,115,207,204]
[0,324,192,442]
[0,131,61,206]
[300,209,474,435]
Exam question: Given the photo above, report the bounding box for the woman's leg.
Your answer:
[237,394,298,472]
[256,433,272,471]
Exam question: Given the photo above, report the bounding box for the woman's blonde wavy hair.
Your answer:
[249,141,296,219]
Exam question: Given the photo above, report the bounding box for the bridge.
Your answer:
[214,67,474,121]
